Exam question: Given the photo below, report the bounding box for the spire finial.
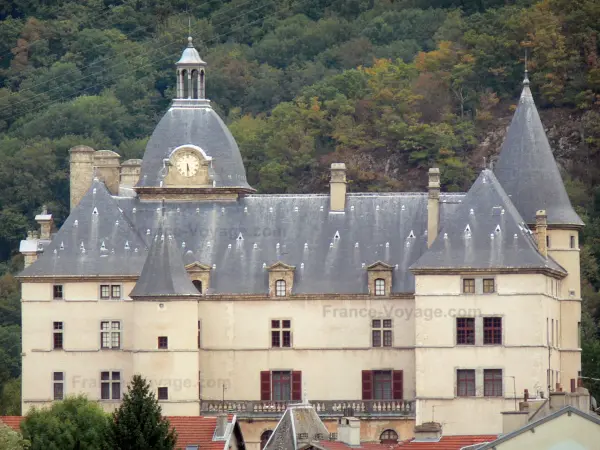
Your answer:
[187,35,194,48]
[523,47,530,86]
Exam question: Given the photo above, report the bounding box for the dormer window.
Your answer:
[267,262,295,298]
[275,280,286,297]
[367,261,393,296]
[192,280,202,294]
[185,262,211,295]
[375,279,386,296]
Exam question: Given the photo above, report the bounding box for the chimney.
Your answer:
[427,168,440,247]
[69,145,95,210]
[35,205,53,240]
[501,411,529,434]
[330,163,347,212]
[120,159,142,188]
[215,413,228,438]
[94,150,121,195]
[337,417,360,446]
[20,230,40,268]
[413,422,442,442]
[536,210,548,257]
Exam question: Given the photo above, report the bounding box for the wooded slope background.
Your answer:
[1,0,600,413]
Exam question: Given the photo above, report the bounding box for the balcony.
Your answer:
[200,399,415,418]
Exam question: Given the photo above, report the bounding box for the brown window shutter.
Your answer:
[362,370,373,400]
[392,370,403,400]
[292,371,302,401]
[260,371,271,401]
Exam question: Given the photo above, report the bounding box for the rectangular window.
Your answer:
[100,321,121,349]
[197,321,201,349]
[457,369,476,397]
[271,319,291,348]
[53,372,64,400]
[578,322,581,348]
[483,278,495,293]
[53,321,63,350]
[456,318,475,345]
[463,278,475,294]
[551,319,554,346]
[374,279,386,296]
[100,284,110,299]
[484,369,503,397]
[111,285,121,299]
[101,371,121,400]
[373,370,392,400]
[272,371,291,401]
[570,235,576,249]
[483,317,502,345]
[546,235,550,248]
[275,280,286,297]
[372,319,393,347]
[158,336,168,349]
[53,285,63,300]
[158,386,168,400]
[556,320,559,347]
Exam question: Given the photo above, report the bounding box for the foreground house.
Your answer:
[18,38,583,447]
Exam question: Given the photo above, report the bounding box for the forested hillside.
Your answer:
[1,0,600,413]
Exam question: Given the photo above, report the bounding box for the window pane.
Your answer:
[272,371,291,401]
[373,371,392,400]
[100,285,110,299]
[112,382,121,400]
[53,322,63,330]
[101,321,109,331]
[101,371,110,381]
[101,382,110,400]
[112,372,120,381]
[54,333,63,349]
[456,318,475,345]
[383,330,392,347]
[282,320,291,329]
[111,285,121,298]
[383,319,392,328]
[483,279,495,293]
[463,279,475,293]
[372,319,381,328]
[271,331,280,347]
[484,317,502,345]
[282,331,291,348]
[375,279,385,296]
[271,320,280,328]
[53,372,63,381]
[101,332,110,348]
[53,285,63,299]
[112,332,120,349]
[54,382,64,400]
[158,387,168,400]
[372,330,381,347]
[484,369,503,397]
[275,280,286,296]
[457,370,475,396]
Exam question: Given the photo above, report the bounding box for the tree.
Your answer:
[0,423,29,450]
[20,396,108,450]
[105,375,177,450]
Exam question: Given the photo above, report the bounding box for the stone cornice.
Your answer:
[411,267,567,279]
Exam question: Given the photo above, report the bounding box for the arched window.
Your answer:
[380,429,398,444]
[375,278,385,296]
[200,70,205,99]
[191,70,199,99]
[181,69,189,98]
[192,280,202,294]
[275,279,286,297]
[260,430,273,449]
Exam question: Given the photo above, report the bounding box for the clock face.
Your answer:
[175,151,200,177]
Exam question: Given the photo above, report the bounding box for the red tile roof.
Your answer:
[319,435,497,450]
[0,415,236,450]
[0,416,23,432]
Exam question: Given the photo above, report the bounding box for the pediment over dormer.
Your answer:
[367,261,394,271]
[185,261,212,273]
[267,261,296,272]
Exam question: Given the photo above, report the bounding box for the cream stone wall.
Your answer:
[490,410,600,449]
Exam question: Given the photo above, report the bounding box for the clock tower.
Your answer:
[135,37,255,201]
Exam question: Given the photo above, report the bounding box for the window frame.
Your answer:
[483,278,495,294]
[53,371,64,400]
[570,235,576,249]
[457,369,476,397]
[100,284,110,299]
[100,320,121,350]
[275,279,286,297]
[193,280,203,294]
[100,371,121,400]
[483,369,503,397]
[158,336,168,349]
[462,278,475,294]
[271,370,292,401]
[373,370,393,400]
[483,317,502,345]
[371,319,393,347]
[374,278,386,296]
[53,284,63,300]
[53,321,64,350]
[158,386,169,401]
[380,429,399,445]
[456,318,475,345]
[270,319,292,348]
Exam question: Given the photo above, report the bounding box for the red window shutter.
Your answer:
[292,371,302,401]
[362,370,373,400]
[392,370,403,400]
[260,371,271,401]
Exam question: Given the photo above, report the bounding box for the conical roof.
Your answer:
[411,169,565,275]
[264,403,329,450]
[494,78,583,227]
[129,209,200,298]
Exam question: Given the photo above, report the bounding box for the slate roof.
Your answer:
[176,37,206,65]
[19,191,463,293]
[494,79,583,227]
[318,435,497,449]
[136,102,253,191]
[411,169,566,275]
[264,403,330,450]
[19,180,148,278]
[129,208,200,298]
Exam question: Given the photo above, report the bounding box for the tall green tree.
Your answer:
[20,396,108,450]
[0,423,29,450]
[105,375,176,450]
